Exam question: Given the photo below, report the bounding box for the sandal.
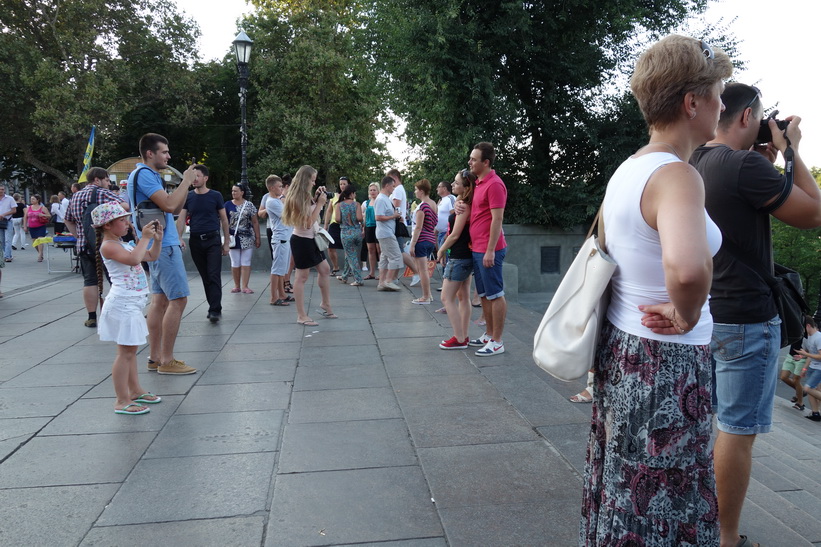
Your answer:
[434,307,447,314]
[337,276,347,283]
[114,403,150,415]
[316,308,338,319]
[242,288,254,294]
[271,299,290,306]
[364,275,376,280]
[284,282,293,293]
[297,319,319,326]
[284,296,295,302]
[735,535,760,547]
[569,390,593,403]
[349,282,363,286]
[411,298,432,305]
[133,393,162,404]
[231,287,241,293]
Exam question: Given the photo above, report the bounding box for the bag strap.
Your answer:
[585,205,607,252]
[130,167,146,208]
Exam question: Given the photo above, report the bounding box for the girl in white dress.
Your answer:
[93,202,163,415]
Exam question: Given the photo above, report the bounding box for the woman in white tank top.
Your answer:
[580,36,733,547]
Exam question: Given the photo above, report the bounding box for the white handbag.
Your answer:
[314,225,334,252]
[533,209,616,381]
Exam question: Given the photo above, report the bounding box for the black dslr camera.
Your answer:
[756,110,790,145]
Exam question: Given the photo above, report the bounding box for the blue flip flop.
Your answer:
[134,393,161,404]
[115,403,150,415]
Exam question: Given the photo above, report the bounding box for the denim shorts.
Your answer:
[711,316,780,435]
[472,248,506,300]
[803,368,821,389]
[150,245,190,300]
[414,240,436,259]
[443,258,473,282]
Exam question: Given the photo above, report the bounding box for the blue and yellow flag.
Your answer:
[77,125,96,183]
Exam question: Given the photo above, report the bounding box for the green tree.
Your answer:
[0,0,205,187]
[370,0,740,227]
[772,219,821,316]
[243,1,390,192]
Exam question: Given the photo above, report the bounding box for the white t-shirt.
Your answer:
[260,194,274,230]
[805,331,821,370]
[436,195,455,233]
[390,184,408,225]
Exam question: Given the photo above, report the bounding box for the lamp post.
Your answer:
[233,30,253,201]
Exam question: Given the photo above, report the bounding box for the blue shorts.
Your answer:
[414,240,436,259]
[803,368,821,389]
[443,258,473,282]
[270,239,291,276]
[150,245,190,300]
[711,316,780,435]
[472,248,506,300]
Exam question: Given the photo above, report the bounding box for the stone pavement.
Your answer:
[1,242,820,546]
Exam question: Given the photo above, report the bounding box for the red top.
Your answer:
[469,170,507,253]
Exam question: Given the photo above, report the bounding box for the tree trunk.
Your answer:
[21,146,70,186]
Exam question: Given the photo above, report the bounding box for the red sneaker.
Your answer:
[439,336,468,350]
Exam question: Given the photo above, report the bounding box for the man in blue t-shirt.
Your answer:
[127,133,197,375]
[176,164,230,323]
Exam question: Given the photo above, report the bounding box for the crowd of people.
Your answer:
[6,33,821,546]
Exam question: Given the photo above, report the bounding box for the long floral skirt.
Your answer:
[579,322,718,547]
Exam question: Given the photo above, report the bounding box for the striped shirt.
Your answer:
[417,202,437,244]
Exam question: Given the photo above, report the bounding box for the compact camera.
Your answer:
[756,110,790,145]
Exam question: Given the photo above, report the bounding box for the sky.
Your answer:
[173,0,820,168]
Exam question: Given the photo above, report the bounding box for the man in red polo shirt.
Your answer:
[467,142,507,356]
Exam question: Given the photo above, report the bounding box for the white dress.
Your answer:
[98,241,149,346]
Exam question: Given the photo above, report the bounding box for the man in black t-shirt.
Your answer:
[175,165,230,323]
[691,83,821,547]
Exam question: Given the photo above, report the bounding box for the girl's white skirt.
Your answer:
[98,293,149,347]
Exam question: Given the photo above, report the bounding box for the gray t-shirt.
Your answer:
[374,193,395,240]
[806,331,821,370]
[266,196,292,241]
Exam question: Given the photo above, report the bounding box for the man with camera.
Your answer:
[128,133,197,375]
[691,83,821,547]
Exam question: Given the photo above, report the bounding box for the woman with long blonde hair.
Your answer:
[283,165,336,325]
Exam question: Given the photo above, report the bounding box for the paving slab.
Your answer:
[0,483,120,546]
[0,385,90,418]
[266,466,443,546]
[293,363,389,391]
[401,399,539,448]
[98,452,276,525]
[198,359,297,385]
[80,516,266,546]
[39,396,184,435]
[215,342,301,362]
[0,362,111,388]
[176,382,291,414]
[144,410,283,458]
[0,432,155,487]
[0,416,50,459]
[417,441,580,509]
[300,344,382,367]
[278,418,416,473]
[438,501,580,546]
[288,387,402,423]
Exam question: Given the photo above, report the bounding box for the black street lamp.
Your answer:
[233,30,253,200]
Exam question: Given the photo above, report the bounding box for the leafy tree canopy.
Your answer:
[0,0,205,187]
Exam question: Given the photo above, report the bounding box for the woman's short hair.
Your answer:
[631,35,733,130]
[340,186,356,200]
[50,195,60,204]
[414,179,431,194]
[368,182,379,192]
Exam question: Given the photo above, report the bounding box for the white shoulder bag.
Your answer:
[532,208,616,381]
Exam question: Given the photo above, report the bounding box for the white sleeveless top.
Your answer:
[603,152,721,345]
[101,241,149,297]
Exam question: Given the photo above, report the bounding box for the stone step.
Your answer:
[738,492,814,546]
[746,477,821,545]
[752,450,821,506]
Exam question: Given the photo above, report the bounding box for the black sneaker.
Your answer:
[807,413,821,422]
[207,311,221,323]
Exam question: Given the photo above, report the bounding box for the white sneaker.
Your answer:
[468,333,491,347]
[410,275,420,287]
[475,340,504,356]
